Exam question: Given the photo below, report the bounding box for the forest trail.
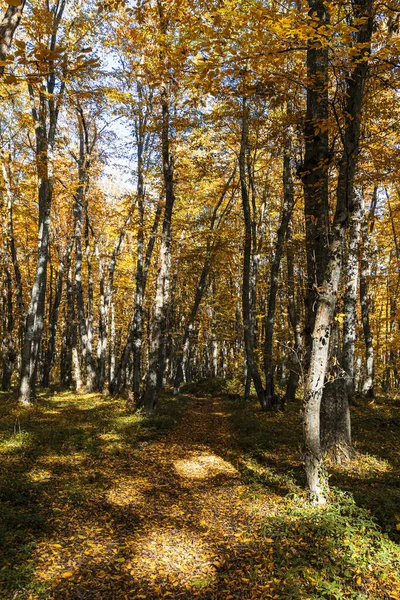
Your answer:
[5,392,279,600]
[2,391,400,599]
[99,395,276,598]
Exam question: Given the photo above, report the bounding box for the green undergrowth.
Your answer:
[226,394,400,599]
[262,492,400,599]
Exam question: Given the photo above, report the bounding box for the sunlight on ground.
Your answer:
[29,467,53,482]
[129,528,215,584]
[336,452,393,477]
[174,452,238,480]
[106,476,151,507]
[32,532,116,585]
[0,430,33,453]
[98,432,121,443]
[38,452,86,467]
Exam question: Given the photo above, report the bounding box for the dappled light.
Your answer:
[129,528,215,585]
[106,477,151,508]
[174,452,239,481]
[0,0,399,596]
[1,390,399,599]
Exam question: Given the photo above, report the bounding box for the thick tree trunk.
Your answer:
[19,173,52,404]
[18,4,65,404]
[142,88,175,413]
[73,111,97,392]
[0,0,25,75]
[303,0,373,502]
[301,0,330,353]
[320,322,353,461]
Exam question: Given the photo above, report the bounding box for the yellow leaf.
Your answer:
[265,538,274,543]
[61,571,73,579]
[396,523,400,531]
[97,570,107,578]
[356,576,362,585]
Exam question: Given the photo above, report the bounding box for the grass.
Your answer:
[0,384,399,599]
[226,392,400,599]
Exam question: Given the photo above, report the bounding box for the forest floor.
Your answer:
[0,382,400,599]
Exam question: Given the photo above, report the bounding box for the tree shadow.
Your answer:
[1,390,399,599]
[43,493,400,599]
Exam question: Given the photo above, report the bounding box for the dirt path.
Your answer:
[111,396,272,597]
[4,392,400,599]
[39,395,274,599]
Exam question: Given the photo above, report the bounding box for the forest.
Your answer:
[0,0,400,598]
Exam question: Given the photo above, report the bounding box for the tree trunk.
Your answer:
[19,167,52,404]
[284,220,303,403]
[301,0,330,354]
[18,4,65,404]
[359,188,377,396]
[303,0,373,502]
[264,152,295,409]
[1,265,14,390]
[142,85,175,413]
[73,110,97,392]
[0,0,25,75]
[320,322,353,461]
[67,260,83,392]
[342,189,363,402]
[240,98,265,409]
[41,255,65,387]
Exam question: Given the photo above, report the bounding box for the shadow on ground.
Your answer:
[0,388,399,599]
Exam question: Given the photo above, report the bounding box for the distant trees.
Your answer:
[0,0,398,501]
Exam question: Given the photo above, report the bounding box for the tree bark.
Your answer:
[41,252,65,388]
[240,98,265,409]
[303,0,373,502]
[142,90,175,413]
[284,220,303,403]
[359,187,377,396]
[301,0,330,354]
[18,2,66,404]
[264,152,295,409]
[342,189,363,402]
[0,0,25,75]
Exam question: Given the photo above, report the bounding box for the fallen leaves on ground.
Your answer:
[0,389,399,599]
